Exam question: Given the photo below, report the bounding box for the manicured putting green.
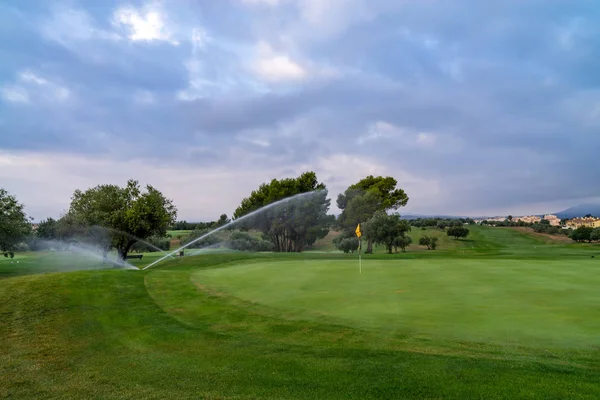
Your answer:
[192,259,600,348]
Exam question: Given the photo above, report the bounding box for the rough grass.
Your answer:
[1,226,600,398]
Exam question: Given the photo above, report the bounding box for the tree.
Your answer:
[507,215,513,221]
[570,226,593,243]
[68,180,177,260]
[447,225,469,240]
[590,228,600,242]
[215,214,230,228]
[393,235,412,253]
[336,237,360,253]
[0,189,32,258]
[333,232,360,253]
[227,232,274,252]
[419,235,438,250]
[233,172,332,252]
[182,228,220,248]
[363,211,411,254]
[29,217,60,250]
[36,218,58,240]
[430,237,438,250]
[54,213,81,246]
[337,176,408,253]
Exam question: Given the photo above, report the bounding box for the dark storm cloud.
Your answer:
[1,0,600,218]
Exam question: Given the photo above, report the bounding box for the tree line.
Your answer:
[1,172,475,260]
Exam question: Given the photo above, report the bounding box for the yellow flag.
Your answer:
[355,223,362,238]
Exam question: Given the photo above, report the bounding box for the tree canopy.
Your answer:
[363,211,411,254]
[233,172,332,252]
[447,225,470,240]
[419,236,438,250]
[336,176,408,253]
[332,232,360,253]
[393,235,412,253]
[68,180,177,260]
[570,226,593,243]
[0,189,31,258]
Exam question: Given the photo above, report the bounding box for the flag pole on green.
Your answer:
[355,223,362,274]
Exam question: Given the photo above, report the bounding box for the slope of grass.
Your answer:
[166,229,192,238]
[2,226,600,398]
[2,254,600,399]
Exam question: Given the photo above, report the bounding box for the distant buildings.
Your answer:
[474,214,599,229]
[475,214,560,226]
[565,217,600,229]
[515,215,541,224]
[542,215,561,226]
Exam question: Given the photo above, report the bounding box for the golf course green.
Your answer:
[187,259,600,348]
[2,226,600,398]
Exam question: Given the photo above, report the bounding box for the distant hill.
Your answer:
[554,204,600,219]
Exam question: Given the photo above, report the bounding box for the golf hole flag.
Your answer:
[355,223,362,238]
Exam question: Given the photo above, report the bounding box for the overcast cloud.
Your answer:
[1,0,599,221]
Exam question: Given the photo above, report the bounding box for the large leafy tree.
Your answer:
[233,171,332,252]
[447,225,470,240]
[68,180,177,260]
[570,226,593,243]
[36,218,58,240]
[29,217,59,251]
[363,211,411,254]
[337,176,409,253]
[0,189,32,258]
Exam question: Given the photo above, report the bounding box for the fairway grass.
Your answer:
[2,226,600,398]
[189,259,600,348]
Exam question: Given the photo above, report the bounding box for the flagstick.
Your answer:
[359,239,362,274]
[356,223,362,274]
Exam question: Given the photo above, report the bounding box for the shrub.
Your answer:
[182,229,220,248]
[430,237,438,250]
[447,226,469,239]
[570,226,593,243]
[227,231,274,252]
[338,238,360,253]
[333,232,360,253]
[393,235,412,253]
[419,236,438,250]
[131,236,170,252]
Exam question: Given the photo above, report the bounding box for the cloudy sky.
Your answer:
[1,0,599,221]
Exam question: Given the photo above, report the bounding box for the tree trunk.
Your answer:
[365,239,373,254]
[117,240,137,263]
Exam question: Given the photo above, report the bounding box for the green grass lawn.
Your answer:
[190,259,600,348]
[166,229,192,238]
[2,226,600,398]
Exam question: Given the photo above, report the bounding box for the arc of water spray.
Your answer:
[142,191,319,270]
